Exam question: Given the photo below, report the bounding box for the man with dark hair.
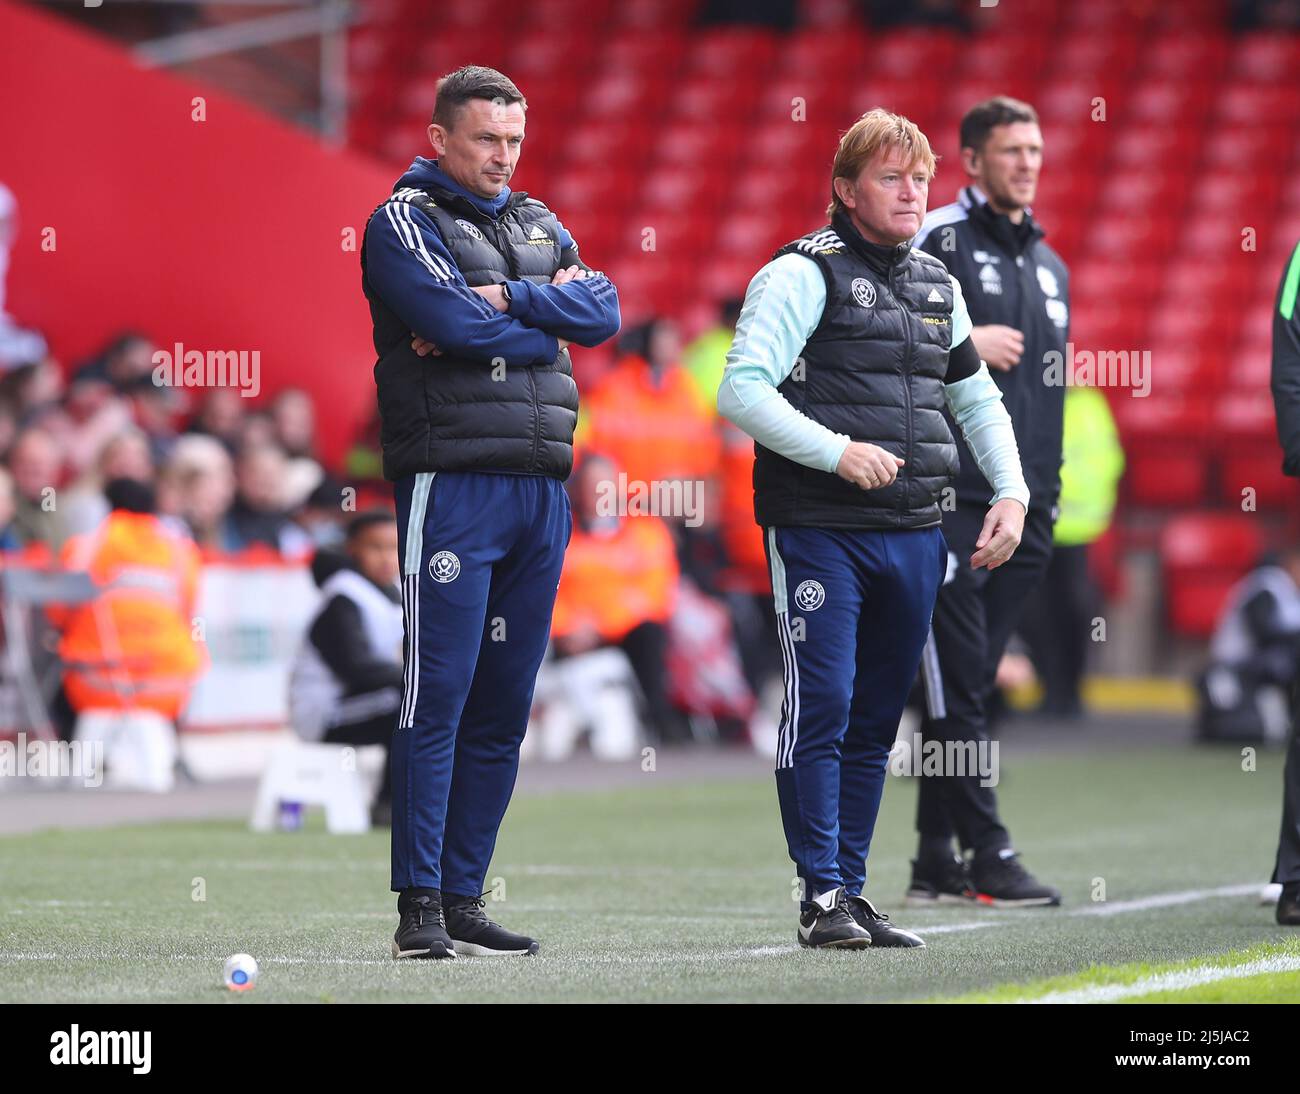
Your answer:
[361,64,620,959]
[289,510,404,826]
[1269,239,1300,926]
[908,96,1069,907]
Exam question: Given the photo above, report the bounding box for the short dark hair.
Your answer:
[345,508,396,543]
[104,477,156,515]
[959,96,1040,153]
[431,65,526,129]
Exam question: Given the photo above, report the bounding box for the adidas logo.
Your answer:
[795,230,843,256]
[927,287,945,303]
[527,224,552,244]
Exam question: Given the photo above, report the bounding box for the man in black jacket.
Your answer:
[909,97,1069,907]
[1270,239,1300,926]
[359,65,621,960]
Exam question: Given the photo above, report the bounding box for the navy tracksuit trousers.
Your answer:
[764,524,947,905]
[391,470,571,897]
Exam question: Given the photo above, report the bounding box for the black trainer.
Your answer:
[970,847,1061,907]
[843,894,926,948]
[905,854,975,906]
[797,886,872,949]
[392,890,456,960]
[444,895,539,956]
[1277,883,1300,926]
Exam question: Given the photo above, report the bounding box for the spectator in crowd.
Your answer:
[123,374,182,466]
[53,478,206,740]
[187,387,246,455]
[290,476,350,550]
[58,368,135,476]
[0,466,21,550]
[289,509,403,826]
[343,407,386,490]
[74,331,156,392]
[551,452,687,741]
[61,427,156,539]
[0,182,49,368]
[9,423,67,547]
[1198,545,1300,743]
[579,317,722,487]
[157,433,236,553]
[270,387,318,460]
[221,441,311,556]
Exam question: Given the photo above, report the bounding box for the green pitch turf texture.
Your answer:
[2,744,1297,1003]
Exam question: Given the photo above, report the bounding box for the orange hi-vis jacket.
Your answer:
[579,355,722,485]
[718,418,772,595]
[551,515,679,644]
[55,511,206,719]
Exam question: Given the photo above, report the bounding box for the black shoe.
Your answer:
[905,854,975,906]
[444,894,539,956]
[843,894,926,948]
[1277,883,1300,926]
[392,890,456,960]
[797,886,872,949]
[970,848,1061,907]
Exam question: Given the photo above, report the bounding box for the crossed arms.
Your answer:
[364,197,621,366]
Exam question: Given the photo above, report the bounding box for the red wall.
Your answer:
[0,0,398,466]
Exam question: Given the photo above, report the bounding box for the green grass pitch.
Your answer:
[2,744,1297,1003]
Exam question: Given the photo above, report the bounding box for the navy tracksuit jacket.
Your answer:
[367,159,619,895]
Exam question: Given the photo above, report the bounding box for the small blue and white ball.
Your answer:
[223,953,259,992]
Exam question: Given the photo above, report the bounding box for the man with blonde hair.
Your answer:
[719,109,1029,949]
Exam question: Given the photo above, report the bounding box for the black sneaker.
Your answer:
[392,890,456,960]
[970,848,1061,907]
[444,895,539,956]
[797,886,872,949]
[905,854,975,906]
[843,894,926,948]
[1277,883,1300,926]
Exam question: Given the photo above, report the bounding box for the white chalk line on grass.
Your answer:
[1025,954,1300,1004]
[739,882,1266,957]
[1071,883,1260,916]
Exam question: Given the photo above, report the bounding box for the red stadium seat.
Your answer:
[1160,514,1266,638]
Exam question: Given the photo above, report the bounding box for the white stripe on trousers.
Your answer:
[399,473,434,729]
[399,573,420,729]
[767,528,800,770]
[776,612,800,769]
[920,629,946,719]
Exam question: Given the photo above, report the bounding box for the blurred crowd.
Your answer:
[0,333,357,562]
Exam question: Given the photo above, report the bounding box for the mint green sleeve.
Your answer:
[716,253,851,475]
[951,274,972,348]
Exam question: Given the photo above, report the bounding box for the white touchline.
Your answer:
[1025,954,1300,1004]
[1071,883,1261,917]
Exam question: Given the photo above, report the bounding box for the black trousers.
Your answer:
[321,686,401,804]
[1273,680,1300,886]
[915,501,1055,855]
[1018,542,1096,714]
